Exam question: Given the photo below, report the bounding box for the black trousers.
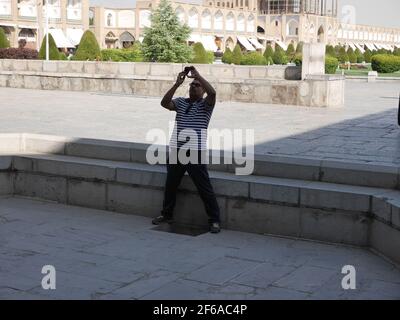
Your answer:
[161,150,221,224]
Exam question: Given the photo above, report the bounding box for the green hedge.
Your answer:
[293,53,302,66]
[263,44,274,62]
[222,47,233,64]
[59,52,68,60]
[191,42,208,64]
[73,30,101,61]
[371,54,400,73]
[206,51,215,64]
[289,54,338,74]
[38,34,61,60]
[266,56,274,65]
[325,45,335,57]
[240,52,266,65]
[325,56,339,74]
[296,42,303,53]
[0,27,10,48]
[273,46,288,65]
[232,44,243,65]
[101,48,143,62]
[364,49,372,63]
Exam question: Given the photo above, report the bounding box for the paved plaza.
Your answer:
[0,196,400,300]
[1,81,400,300]
[0,81,399,165]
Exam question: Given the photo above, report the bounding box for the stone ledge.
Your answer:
[0,133,398,190]
[10,153,393,214]
[0,70,345,107]
[1,142,400,263]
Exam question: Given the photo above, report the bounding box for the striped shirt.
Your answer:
[169,97,214,151]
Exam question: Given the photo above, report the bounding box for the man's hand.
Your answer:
[175,71,186,86]
[187,67,200,79]
[161,72,186,111]
[187,66,216,109]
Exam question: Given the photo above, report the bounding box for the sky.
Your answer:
[89,0,400,29]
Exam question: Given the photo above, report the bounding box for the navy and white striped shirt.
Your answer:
[170,97,214,151]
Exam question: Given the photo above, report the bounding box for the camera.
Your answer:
[184,66,195,75]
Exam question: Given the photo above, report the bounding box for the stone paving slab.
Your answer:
[0,196,399,300]
[0,82,399,165]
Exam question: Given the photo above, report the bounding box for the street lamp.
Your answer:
[45,0,49,61]
[38,0,50,60]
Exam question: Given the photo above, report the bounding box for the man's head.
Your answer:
[189,80,205,101]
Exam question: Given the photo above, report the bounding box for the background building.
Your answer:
[89,0,260,52]
[89,0,400,52]
[0,0,89,50]
[257,0,400,51]
[1,0,399,52]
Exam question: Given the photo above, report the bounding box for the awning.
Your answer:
[347,42,356,51]
[18,25,38,29]
[0,23,16,28]
[66,28,84,46]
[188,34,202,43]
[120,32,135,42]
[374,43,383,50]
[383,44,393,51]
[365,43,375,51]
[275,40,287,51]
[257,36,266,40]
[202,35,218,52]
[139,36,144,43]
[354,43,365,53]
[237,36,255,51]
[49,29,75,48]
[395,44,400,49]
[248,37,264,49]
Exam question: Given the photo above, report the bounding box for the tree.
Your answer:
[222,47,233,64]
[325,56,339,74]
[286,43,295,61]
[354,48,364,63]
[263,44,274,63]
[141,0,192,62]
[0,27,10,48]
[232,44,243,65]
[73,30,101,61]
[326,45,336,57]
[364,49,372,63]
[273,45,288,65]
[296,41,303,54]
[347,47,357,63]
[240,52,267,65]
[338,46,349,63]
[191,42,208,63]
[38,33,60,60]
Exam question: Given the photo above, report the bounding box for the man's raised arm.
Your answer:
[161,72,186,111]
[190,68,216,109]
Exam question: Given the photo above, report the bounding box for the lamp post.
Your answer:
[45,0,49,61]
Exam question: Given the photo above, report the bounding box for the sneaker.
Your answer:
[209,222,221,234]
[152,215,174,225]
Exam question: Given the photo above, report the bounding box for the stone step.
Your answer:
[1,152,398,264]
[1,134,400,265]
[2,133,398,190]
[10,153,396,215]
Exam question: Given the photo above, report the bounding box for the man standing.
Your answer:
[152,66,221,233]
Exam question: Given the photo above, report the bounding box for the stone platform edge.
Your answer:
[0,133,398,189]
